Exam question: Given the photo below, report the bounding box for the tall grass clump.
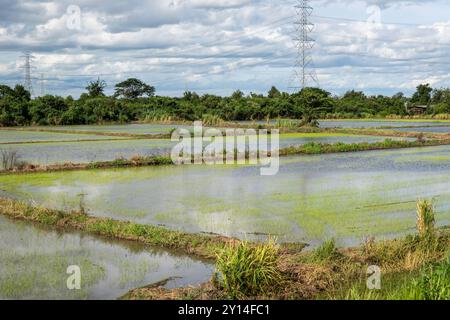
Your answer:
[306,239,342,264]
[214,240,282,299]
[202,114,224,126]
[416,199,435,238]
[144,110,174,123]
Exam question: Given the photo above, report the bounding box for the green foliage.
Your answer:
[0,82,449,127]
[86,78,107,98]
[292,87,335,125]
[114,78,155,99]
[411,84,433,105]
[215,240,282,298]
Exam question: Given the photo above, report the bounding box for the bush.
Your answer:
[214,240,282,298]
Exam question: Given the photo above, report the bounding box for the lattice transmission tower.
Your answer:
[291,0,318,90]
[40,73,46,96]
[21,51,35,96]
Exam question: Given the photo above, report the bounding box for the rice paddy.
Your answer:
[0,215,212,300]
[0,123,414,166]
[0,130,127,144]
[0,120,449,300]
[1,145,449,247]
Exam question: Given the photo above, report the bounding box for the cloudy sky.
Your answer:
[0,0,449,97]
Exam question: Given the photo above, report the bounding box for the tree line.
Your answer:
[0,78,449,127]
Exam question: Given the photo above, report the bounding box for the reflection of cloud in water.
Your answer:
[0,216,212,300]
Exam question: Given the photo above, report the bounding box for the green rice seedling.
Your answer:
[214,239,282,299]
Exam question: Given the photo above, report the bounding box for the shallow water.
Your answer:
[319,120,450,129]
[392,126,450,134]
[0,216,212,300]
[29,124,190,135]
[0,130,126,144]
[1,145,448,247]
[238,120,450,129]
[2,134,410,166]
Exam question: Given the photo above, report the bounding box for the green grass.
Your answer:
[341,256,449,300]
[0,198,229,259]
[214,239,282,299]
[280,139,450,156]
[302,239,342,264]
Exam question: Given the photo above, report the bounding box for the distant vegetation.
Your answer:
[1,80,450,127]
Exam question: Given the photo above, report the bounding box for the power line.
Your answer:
[312,14,425,27]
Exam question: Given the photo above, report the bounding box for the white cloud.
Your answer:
[0,0,449,97]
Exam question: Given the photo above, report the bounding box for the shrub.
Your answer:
[214,240,282,298]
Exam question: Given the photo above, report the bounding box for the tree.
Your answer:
[12,85,31,102]
[411,84,432,105]
[293,87,334,126]
[114,78,155,99]
[0,85,15,99]
[268,86,281,99]
[231,90,244,100]
[392,92,404,100]
[86,78,107,98]
[343,90,366,100]
[432,88,450,104]
[183,91,200,102]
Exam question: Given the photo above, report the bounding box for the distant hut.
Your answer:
[405,102,429,115]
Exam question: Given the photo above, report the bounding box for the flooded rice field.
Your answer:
[319,120,450,129]
[392,126,450,134]
[0,130,127,144]
[25,124,191,135]
[10,120,450,136]
[0,133,410,166]
[0,215,212,300]
[238,119,450,129]
[1,145,449,247]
